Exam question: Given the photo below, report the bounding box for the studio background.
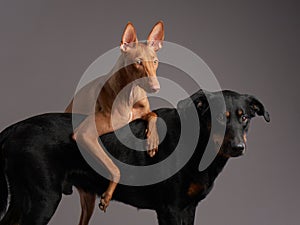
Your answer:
[0,0,299,224]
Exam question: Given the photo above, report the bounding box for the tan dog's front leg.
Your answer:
[132,97,160,157]
[142,112,159,157]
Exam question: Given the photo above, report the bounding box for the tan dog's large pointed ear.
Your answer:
[147,21,164,51]
[120,22,138,52]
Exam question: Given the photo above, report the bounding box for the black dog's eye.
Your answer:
[241,115,249,123]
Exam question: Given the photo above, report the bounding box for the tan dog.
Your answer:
[65,21,164,224]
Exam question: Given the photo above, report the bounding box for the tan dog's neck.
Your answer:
[99,55,138,113]
[100,43,156,113]
[106,55,134,95]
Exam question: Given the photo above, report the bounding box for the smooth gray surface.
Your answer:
[0,0,299,224]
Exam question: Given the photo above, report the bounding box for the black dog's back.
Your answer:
[1,113,82,170]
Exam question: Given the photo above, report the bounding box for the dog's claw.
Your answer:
[98,193,111,212]
[147,147,158,157]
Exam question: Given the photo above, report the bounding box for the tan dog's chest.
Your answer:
[67,76,147,120]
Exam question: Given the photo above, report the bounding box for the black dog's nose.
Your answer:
[232,143,245,152]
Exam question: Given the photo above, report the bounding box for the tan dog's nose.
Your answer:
[149,78,160,93]
[151,84,160,93]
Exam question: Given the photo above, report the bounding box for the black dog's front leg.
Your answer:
[156,207,181,225]
[156,204,196,225]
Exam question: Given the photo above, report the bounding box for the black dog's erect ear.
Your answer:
[177,97,193,110]
[246,95,270,122]
[177,90,210,116]
[195,97,210,116]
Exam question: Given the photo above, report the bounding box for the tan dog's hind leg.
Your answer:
[73,112,121,212]
[78,188,96,225]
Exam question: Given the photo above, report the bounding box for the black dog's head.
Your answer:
[178,89,270,158]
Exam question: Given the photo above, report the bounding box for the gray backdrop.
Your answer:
[0,0,299,224]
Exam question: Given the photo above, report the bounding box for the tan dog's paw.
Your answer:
[99,193,112,212]
[146,128,159,157]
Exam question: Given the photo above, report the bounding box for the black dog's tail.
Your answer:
[0,160,8,222]
[0,127,22,224]
[0,128,9,219]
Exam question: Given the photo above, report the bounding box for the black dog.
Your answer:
[0,90,269,225]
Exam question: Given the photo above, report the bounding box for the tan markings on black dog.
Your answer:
[225,111,230,118]
[237,109,243,116]
[187,183,205,197]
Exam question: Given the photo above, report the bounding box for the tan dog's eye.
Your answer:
[153,59,159,65]
[136,59,143,65]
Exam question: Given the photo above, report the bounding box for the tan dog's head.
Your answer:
[120,21,164,93]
